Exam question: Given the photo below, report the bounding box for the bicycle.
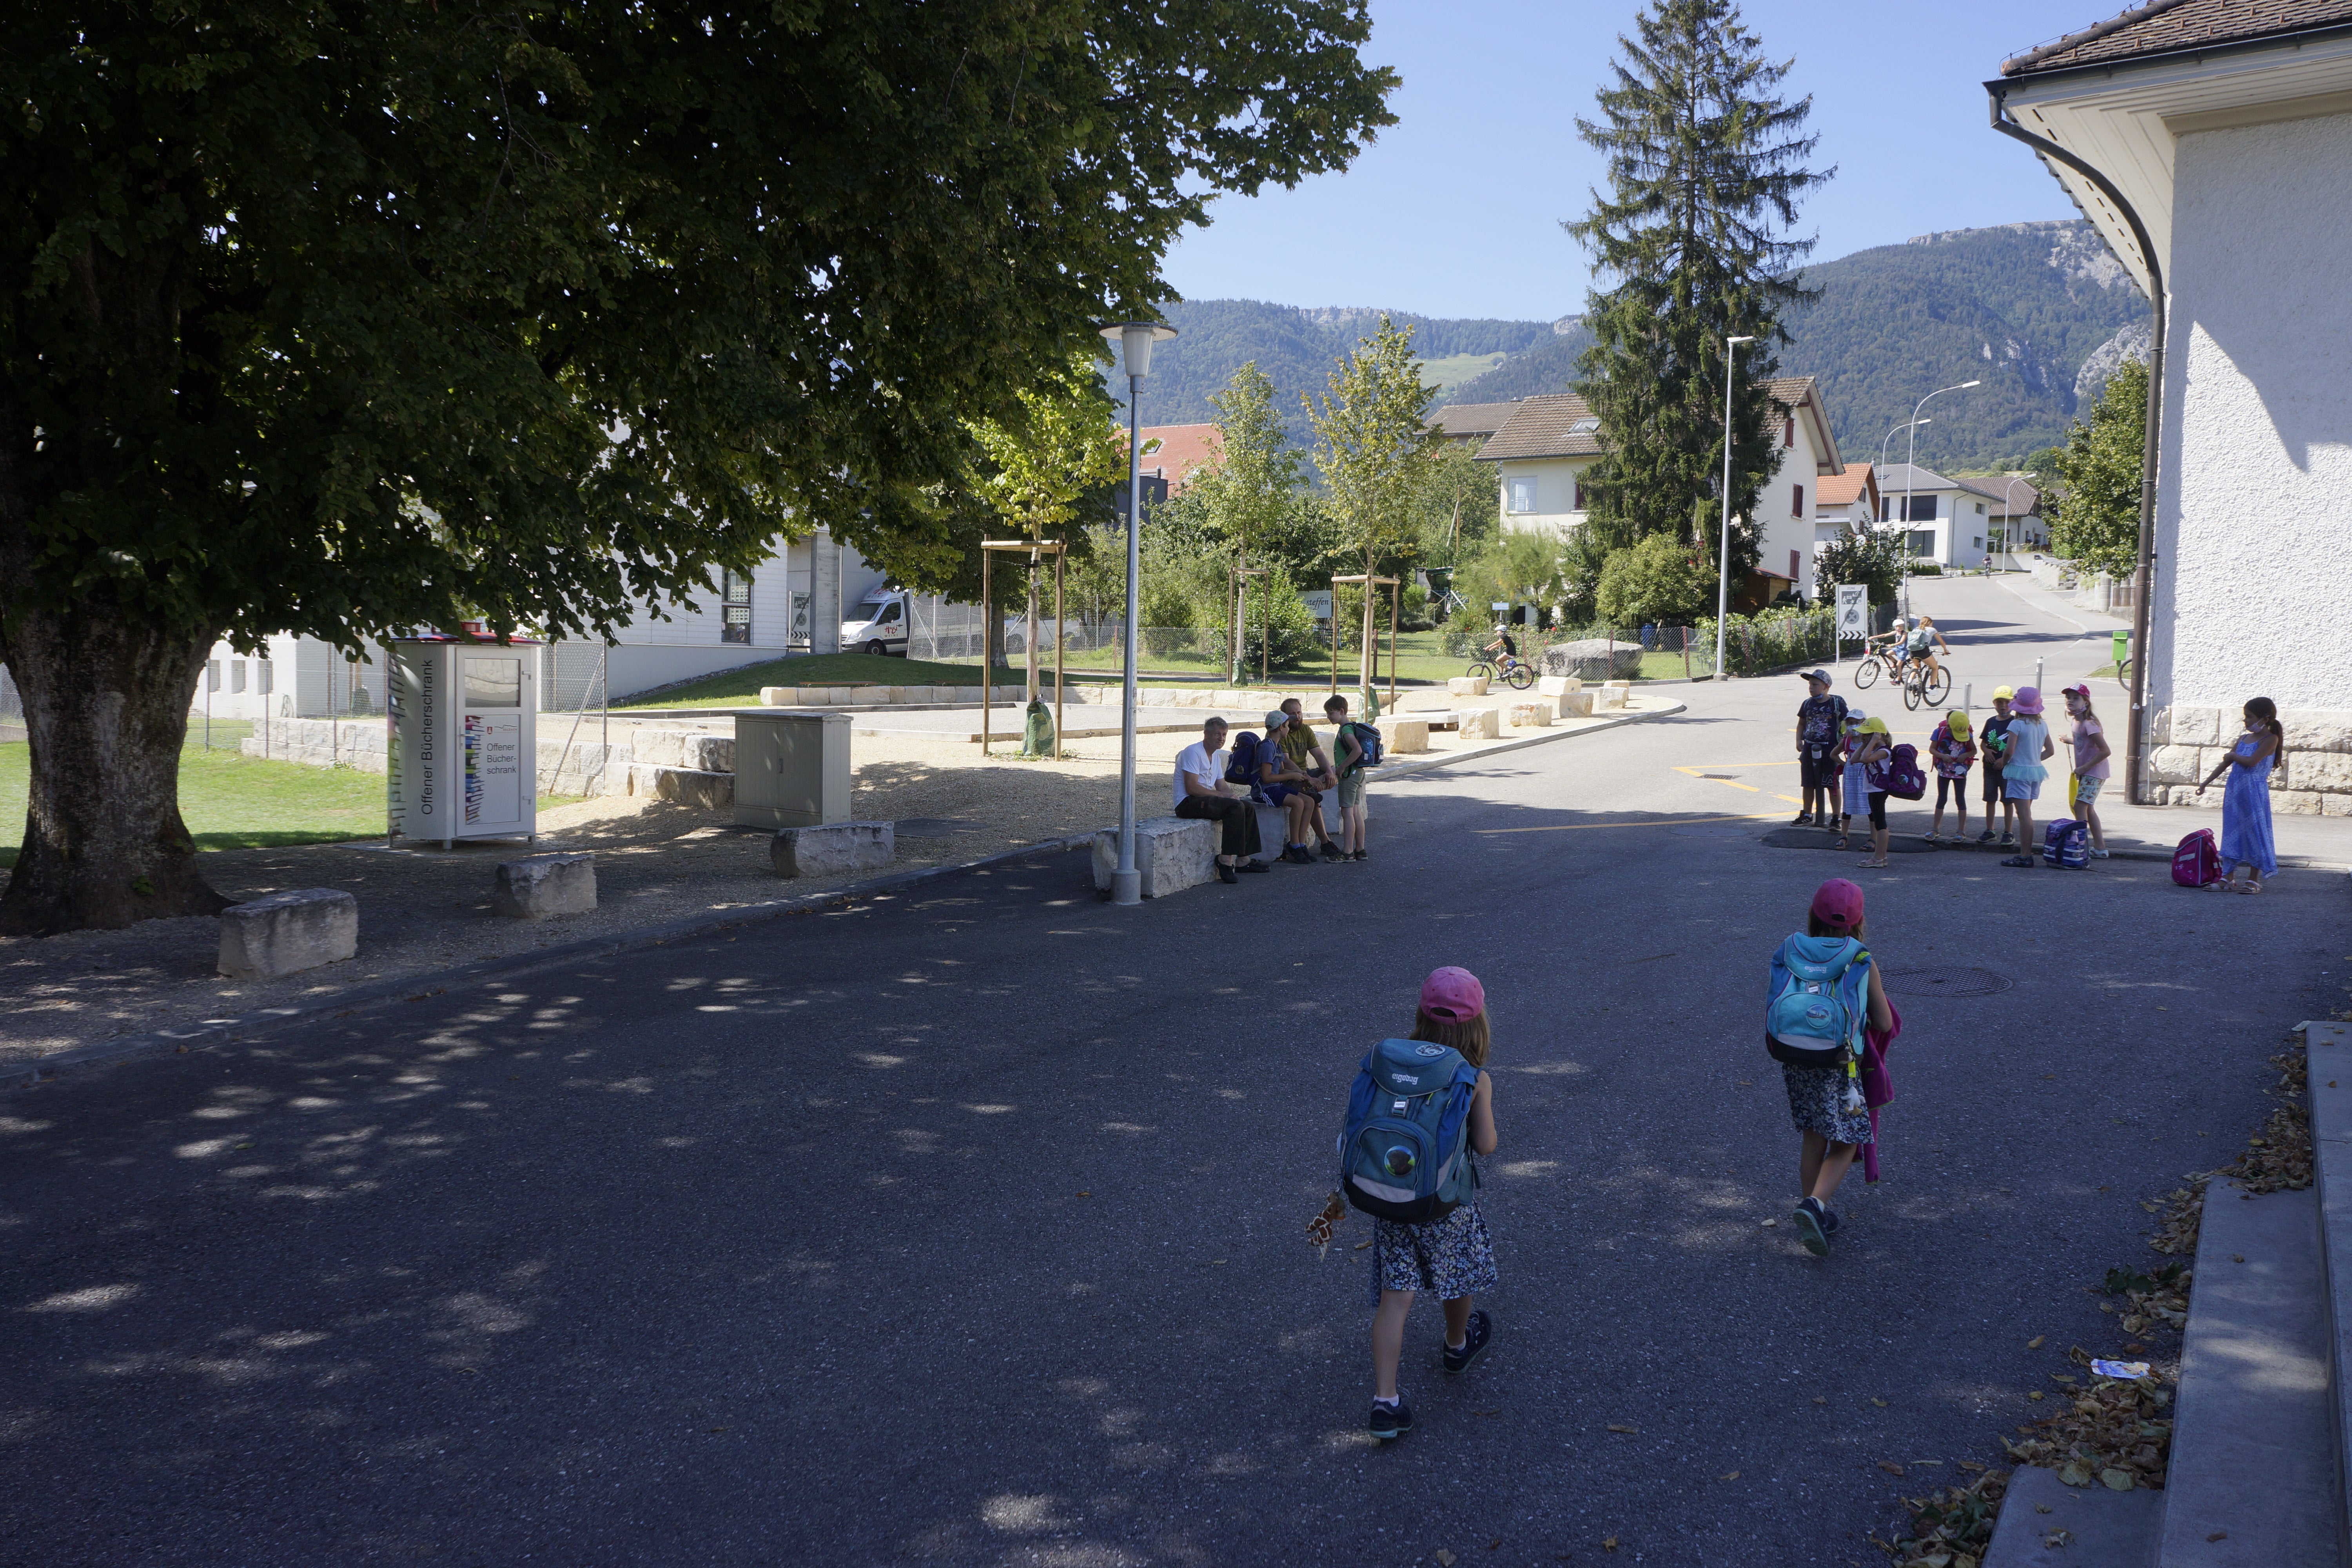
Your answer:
[1851,646,1904,689]
[1467,656,1536,691]
[2116,654,2134,691]
[1901,658,1952,710]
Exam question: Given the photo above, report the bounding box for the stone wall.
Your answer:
[241,718,635,797]
[2139,705,2352,815]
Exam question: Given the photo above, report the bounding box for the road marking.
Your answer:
[1475,813,1785,835]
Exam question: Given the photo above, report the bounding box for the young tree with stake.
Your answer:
[1305,318,1439,697]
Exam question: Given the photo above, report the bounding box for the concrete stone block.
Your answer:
[1508,702,1551,728]
[1389,718,1430,753]
[2285,711,2352,755]
[2147,744,2207,786]
[1536,675,1582,697]
[760,686,794,707]
[218,888,358,981]
[2143,706,2171,745]
[2171,705,2223,747]
[1089,815,1216,897]
[1458,708,1499,740]
[2289,750,2352,792]
[652,767,734,809]
[772,820,894,878]
[1448,675,1489,697]
[1562,690,1597,717]
[1601,679,1632,693]
[1593,687,1627,711]
[494,853,597,919]
[2277,788,2327,816]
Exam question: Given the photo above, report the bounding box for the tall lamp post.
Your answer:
[1099,319,1178,907]
[1898,380,1981,618]
[1713,336,1754,680]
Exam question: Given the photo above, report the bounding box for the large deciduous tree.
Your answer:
[1565,0,1828,576]
[1303,316,1438,687]
[2048,358,2145,579]
[1189,361,1303,680]
[0,1,1396,933]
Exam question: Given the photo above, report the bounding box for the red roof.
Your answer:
[1137,423,1223,495]
[1816,463,1876,508]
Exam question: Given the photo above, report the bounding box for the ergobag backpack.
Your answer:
[1873,743,1928,800]
[1225,732,1265,797]
[1800,696,1847,750]
[1338,1038,1482,1223]
[2173,828,2223,887]
[1766,935,1869,1069]
[1343,720,1384,770]
[2043,818,2090,869]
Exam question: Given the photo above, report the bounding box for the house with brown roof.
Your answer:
[1814,461,1881,541]
[1474,377,1845,600]
[1133,423,1223,496]
[1993,0,2352,810]
[1429,401,1522,445]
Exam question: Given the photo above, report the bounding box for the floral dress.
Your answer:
[1370,1202,1499,1303]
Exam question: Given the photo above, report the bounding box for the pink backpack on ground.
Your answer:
[2172,829,2222,887]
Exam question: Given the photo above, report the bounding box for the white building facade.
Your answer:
[1997,4,2352,814]
[1873,464,2002,570]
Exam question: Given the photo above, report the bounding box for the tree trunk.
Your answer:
[0,600,229,935]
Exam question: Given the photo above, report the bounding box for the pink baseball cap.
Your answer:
[1420,965,1486,1021]
[1810,878,1866,930]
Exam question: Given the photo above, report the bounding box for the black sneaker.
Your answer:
[1321,841,1346,862]
[1351,849,1368,862]
[1287,845,1315,865]
[1975,829,1996,844]
[1238,858,1271,873]
[1789,811,1812,826]
[1793,1197,1832,1257]
[2000,854,2036,868]
[1443,1310,1493,1374]
[1216,861,1238,884]
[1368,1398,1414,1441]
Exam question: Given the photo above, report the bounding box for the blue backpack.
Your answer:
[2043,818,2089,869]
[1343,721,1384,770]
[1338,1038,1483,1222]
[1225,732,1265,797]
[1765,935,1869,1069]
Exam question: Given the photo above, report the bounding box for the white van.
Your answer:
[842,588,910,657]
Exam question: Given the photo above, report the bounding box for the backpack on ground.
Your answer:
[1225,732,1265,797]
[2042,818,2090,869]
[1342,720,1384,770]
[1766,935,1868,1069]
[1874,743,1927,800]
[2172,828,2223,887]
[1337,1038,1482,1223]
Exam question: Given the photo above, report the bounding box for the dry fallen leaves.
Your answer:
[1882,1466,2008,1564]
[1606,1424,1639,1435]
[1877,1461,1906,1476]
[1435,1552,1457,1566]
[1719,1470,1740,1481]
[1601,1539,1618,1553]
[2026,1335,2045,1349]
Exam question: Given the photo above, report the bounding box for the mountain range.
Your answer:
[1117,220,2150,471]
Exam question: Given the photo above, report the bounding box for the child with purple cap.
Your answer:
[1366,965,1500,1441]
[1768,879,1893,1256]
[1998,687,2056,868]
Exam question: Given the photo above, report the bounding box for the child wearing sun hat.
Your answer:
[1768,880,1895,1256]
[1998,686,2056,867]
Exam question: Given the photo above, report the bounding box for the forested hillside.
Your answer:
[1150,220,2150,471]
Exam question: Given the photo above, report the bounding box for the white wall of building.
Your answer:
[2154,113,2352,717]
[1756,416,1832,597]
[1495,457,1594,537]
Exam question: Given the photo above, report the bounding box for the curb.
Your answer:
[1373,701,1688,781]
[0,834,1093,1094]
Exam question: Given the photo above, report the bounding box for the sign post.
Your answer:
[1833,584,1867,671]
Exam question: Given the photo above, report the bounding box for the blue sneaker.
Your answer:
[1443,1310,1493,1374]
[1368,1398,1414,1441]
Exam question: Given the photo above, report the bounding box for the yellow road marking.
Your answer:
[1476,813,1786,835]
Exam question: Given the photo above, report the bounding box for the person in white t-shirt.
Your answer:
[1172,716,1267,884]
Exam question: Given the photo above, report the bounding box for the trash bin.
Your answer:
[2111,629,2130,668]
[735,712,852,829]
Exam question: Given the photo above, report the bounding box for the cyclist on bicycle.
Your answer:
[1866,617,1910,675]
[1905,616,1952,684]
[1484,624,1523,676]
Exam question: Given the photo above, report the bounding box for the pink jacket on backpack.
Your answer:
[1860,999,1902,1183]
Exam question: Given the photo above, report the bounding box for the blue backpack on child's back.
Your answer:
[1338,1038,1482,1222]
[1765,935,1869,1069]
[1343,720,1384,769]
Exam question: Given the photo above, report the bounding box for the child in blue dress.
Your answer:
[2197,696,2287,892]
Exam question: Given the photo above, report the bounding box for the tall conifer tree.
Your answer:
[1565,0,1828,584]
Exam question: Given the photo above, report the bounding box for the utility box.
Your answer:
[387,635,539,847]
[734,711,851,829]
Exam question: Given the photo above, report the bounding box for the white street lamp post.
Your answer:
[1099,320,1178,907]
[1713,336,1755,680]
[1899,380,1981,618]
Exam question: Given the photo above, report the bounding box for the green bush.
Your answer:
[1694,604,1834,677]
[1909,560,1943,577]
[1593,533,1717,625]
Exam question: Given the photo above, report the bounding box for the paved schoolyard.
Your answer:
[3,577,2347,1565]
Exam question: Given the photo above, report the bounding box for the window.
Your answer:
[1569,417,1600,435]
[256,659,274,696]
[1789,550,1801,582]
[1973,537,1983,550]
[1907,530,1936,556]
[1784,416,1796,449]
[1791,484,1804,518]
[1573,479,1589,512]
[1507,477,1537,514]
[1903,494,1937,522]
[229,659,246,694]
[722,569,753,644]
[205,659,220,693]
[1975,501,1985,514]
[463,658,521,708]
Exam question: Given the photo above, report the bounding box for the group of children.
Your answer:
[1793,669,2120,869]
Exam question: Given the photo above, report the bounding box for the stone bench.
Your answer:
[1508,702,1552,729]
[628,764,734,809]
[494,853,596,919]
[1446,675,1490,697]
[1458,708,1500,740]
[1387,718,1430,753]
[773,820,895,878]
[1091,816,1216,898]
[1537,675,1583,697]
[1560,690,1598,717]
[217,889,358,981]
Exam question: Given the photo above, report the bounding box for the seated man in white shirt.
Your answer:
[1173,717,1267,884]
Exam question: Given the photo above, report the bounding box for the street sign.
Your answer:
[1835,583,1867,639]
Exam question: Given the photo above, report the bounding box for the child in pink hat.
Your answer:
[1998,687,2056,867]
[1768,880,1893,1255]
[1364,966,1499,1441]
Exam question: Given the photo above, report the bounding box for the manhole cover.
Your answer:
[1882,965,2013,997]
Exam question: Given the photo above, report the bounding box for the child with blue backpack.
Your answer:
[1344,966,1499,1441]
[1768,879,1893,1256]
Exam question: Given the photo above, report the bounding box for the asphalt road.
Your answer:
[5,577,2348,1567]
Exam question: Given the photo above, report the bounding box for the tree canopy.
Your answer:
[2048,358,2146,579]
[0,0,1398,933]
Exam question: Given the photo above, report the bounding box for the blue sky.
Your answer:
[1160,0,2102,320]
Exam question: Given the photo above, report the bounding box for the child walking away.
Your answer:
[1768,880,1894,1256]
[1927,711,1975,844]
[1977,688,2016,846]
[1997,687,2055,868]
[2059,685,2112,858]
[1326,693,1372,861]
[2197,697,2288,892]
[1344,967,1499,1441]
[1849,717,1893,869]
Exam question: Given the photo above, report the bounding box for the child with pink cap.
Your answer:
[1768,880,1893,1255]
[1997,687,2056,868]
[1364,965,1499,1441]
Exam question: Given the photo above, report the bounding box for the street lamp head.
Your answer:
[1726,334,1756,346]
[1099,321,1178,381]
[1960,379,1982,388]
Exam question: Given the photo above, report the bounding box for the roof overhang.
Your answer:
[1989,25,2352,296]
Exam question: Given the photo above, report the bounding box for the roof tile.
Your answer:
[2002,0,2352,76]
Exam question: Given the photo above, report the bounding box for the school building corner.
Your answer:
[1994,6,2352,818]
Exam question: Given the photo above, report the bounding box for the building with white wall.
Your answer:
[1873,464,2004,570]
[1475,377,1844,601]
[1996,0,2352,814]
